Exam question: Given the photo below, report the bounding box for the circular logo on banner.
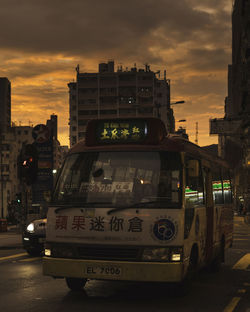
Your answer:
[32,124,50,143]
[152,218,177,242]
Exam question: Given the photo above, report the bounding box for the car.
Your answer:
[22,218,47,256]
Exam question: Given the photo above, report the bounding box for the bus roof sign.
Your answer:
[85,118,167,146]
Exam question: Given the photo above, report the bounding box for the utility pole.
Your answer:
[195,122,198,145]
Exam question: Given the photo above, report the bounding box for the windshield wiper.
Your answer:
[54,202,113,214]
[107,201,164,215]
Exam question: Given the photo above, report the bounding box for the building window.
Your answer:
[79,110,98,115]
[119,109,136,115]
[78,120,88,126]
[78,132,85,138]
[100,109,117,115]
[138,107,153,114]
[72,136,77,145]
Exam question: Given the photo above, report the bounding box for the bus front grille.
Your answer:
[77,246,140,261]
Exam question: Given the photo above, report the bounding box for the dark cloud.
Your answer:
[14,86,68,104]
[0,59,74,79]
[174,47,231,72]
[0,0,231,146]
[173,73,227,97]
[0,0,224,57]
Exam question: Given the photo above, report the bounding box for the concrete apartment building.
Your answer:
[0,125,33,218]
[0,78,11,133]
[68,61,175,147]
[0,114,67,218]
[210,0,250,211]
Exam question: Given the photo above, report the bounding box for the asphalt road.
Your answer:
[0,216,250,312]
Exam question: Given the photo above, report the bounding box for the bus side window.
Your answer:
[185,157,204,207]
[212,167,224,205]
[222,169,233,204]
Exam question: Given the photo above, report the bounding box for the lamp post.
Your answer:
[170,100,185,105]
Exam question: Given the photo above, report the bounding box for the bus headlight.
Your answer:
[26,222,35,233]
[142,248,169,261]
[170,247,183,262]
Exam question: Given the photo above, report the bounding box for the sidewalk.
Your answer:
[244,213,250,225]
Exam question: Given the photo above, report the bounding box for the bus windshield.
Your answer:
[52,151,182,208]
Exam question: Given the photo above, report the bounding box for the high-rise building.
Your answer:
[68,61,174,147]
[0,78,11,133]
[210,0,250,211]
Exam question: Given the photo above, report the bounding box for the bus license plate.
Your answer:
[85,265,122,276]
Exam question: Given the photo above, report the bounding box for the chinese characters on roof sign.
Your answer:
[96,119,147,144]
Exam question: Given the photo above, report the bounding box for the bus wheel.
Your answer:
[186,245,198,280]
[26,248,42,257]
[65,278,87,291]
[210,238,225,272]
[178,246,198,295]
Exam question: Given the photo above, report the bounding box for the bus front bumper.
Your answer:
[43,257,184,282]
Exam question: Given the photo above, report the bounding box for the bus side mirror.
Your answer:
[187,160,199,177]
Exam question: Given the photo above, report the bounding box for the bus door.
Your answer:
[203,167,214,262]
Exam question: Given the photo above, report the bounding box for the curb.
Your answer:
[244,215,250,225]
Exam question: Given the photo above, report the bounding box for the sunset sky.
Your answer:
[0,0,232,146]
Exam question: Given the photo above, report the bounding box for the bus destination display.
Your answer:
[96,119,147,144]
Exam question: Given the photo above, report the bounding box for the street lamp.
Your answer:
[170,101,185,105]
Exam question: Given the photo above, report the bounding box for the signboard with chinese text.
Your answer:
[96,119,147,144]
[32,124,53,206]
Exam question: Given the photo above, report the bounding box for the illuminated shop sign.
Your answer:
[212,180,230,190]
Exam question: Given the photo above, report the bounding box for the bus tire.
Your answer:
[65,277,87,291]
[26,248,42,257]
[186,245,198,280]
[210,238,225,272]
[178,246,198,295]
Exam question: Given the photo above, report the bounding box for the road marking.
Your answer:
[223,297,241,312]
[0,253,27,261]
[233,254,250,270]
[19,257,40,262]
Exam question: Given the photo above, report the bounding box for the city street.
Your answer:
[0,216,250,312]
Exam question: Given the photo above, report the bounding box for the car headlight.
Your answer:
[26,222,35,233]
[45,249,51,256]
[142,247,183,262]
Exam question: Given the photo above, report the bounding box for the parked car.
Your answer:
[22,218,47,256]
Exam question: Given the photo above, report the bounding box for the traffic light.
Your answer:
[16,192,22,204]
[21,143,38,185]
